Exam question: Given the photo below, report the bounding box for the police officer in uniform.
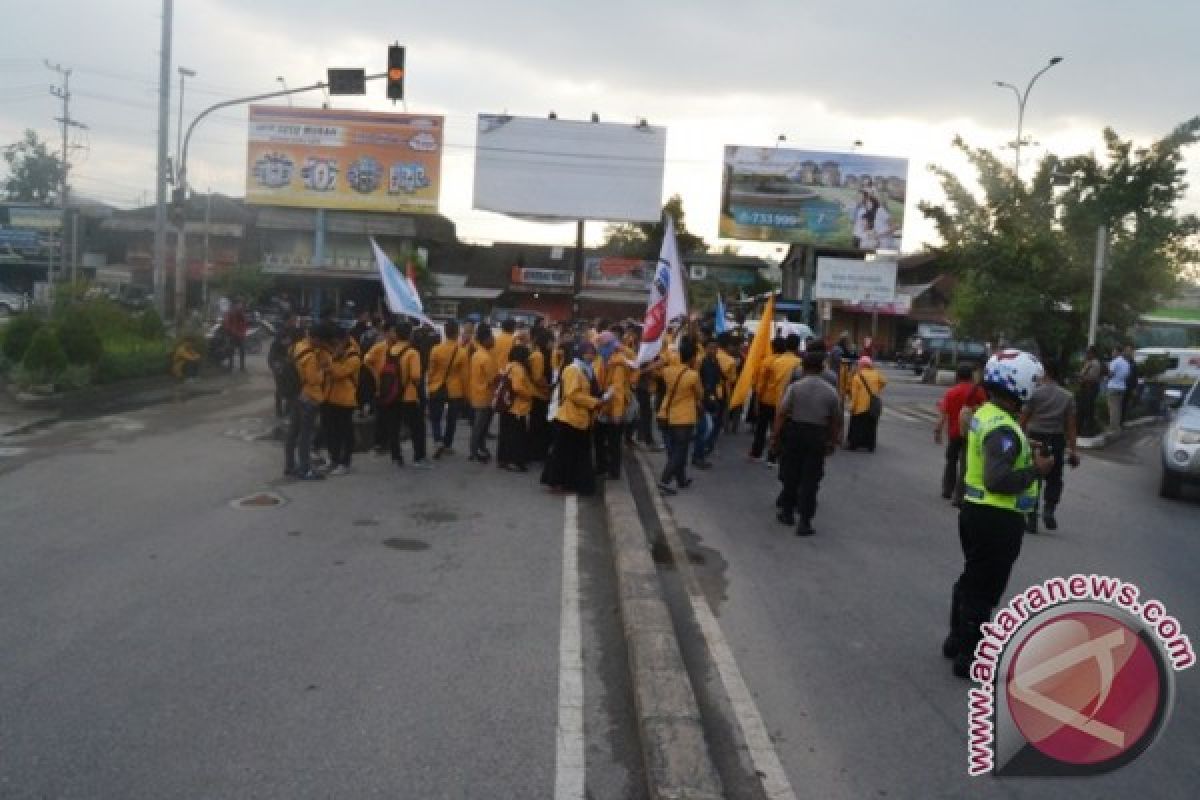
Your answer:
[944,350,1054,678]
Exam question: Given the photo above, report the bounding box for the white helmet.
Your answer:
[983,349,1043,403]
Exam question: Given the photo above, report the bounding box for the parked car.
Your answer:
[488,308,546,329]
[902,336,988,376]
[0,284,30,316]
[1160,379,1200,499]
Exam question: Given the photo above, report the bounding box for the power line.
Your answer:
[46,59,88,280]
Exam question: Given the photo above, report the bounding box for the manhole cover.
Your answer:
[230,491,287,510]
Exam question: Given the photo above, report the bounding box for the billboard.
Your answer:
[245,106,442,213]
[582,256,654,290]
[510,266,574,288]
[473,114,667,223]
[719,146,908,247]
[814,257,897,303]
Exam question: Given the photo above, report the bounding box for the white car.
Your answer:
[0,284,30,316]
[1161,380,1200,499]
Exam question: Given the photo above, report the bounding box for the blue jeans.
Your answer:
[429,395,462,448]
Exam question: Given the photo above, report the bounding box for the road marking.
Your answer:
[634,451,798,800]
[555,494,585,800]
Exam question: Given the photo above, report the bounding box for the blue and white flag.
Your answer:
[371,237,432,326]
[714,294,729,334]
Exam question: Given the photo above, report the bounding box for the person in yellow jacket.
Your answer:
[749,336,787,461]
[285,322,335,480]
[845,355,888,452]
[541,340,609,496]
[428,319,469,459]
[656,339,704,495]
[171,338,201,381]
[594,331,633,480]
[467,323,499,463]
[492,317,516,374]
[528,328,555,461]
[384,321,430,469]
[362,322,394,454]
[497,344,535,472]
[323,329,362,475]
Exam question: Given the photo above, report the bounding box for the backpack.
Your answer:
[492,368,516,414]
[278,344,304,398]
[377,348,406,407]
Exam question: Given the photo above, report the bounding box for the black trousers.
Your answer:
[635,386,657,446]
[750,404,775,459]
[429,395,462,449]
[498,411,529,468]
[593,421,623,479]
[384,401,426,463]
[1030,431,1066,508]
[660,425,694,486]
[529,399,551,461]
[284,397,319,473]
[321,405,355,467]
[778,421,828,523]
[541,420,595,495]
[1077,383,1099,437]
[943,436,967,500]
[949,503,1025,656]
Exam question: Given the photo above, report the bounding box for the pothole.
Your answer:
[230,491,287,510]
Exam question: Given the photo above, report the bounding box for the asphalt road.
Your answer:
[0,366,644,799]
[645,366,1200,799]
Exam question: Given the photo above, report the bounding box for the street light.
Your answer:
[176,67,196,184]
[994,56,1063,184]
[276,76,292,106]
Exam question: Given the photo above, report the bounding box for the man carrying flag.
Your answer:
[636,216,689,367]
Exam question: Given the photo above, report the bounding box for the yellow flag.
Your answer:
[730,293,775,408]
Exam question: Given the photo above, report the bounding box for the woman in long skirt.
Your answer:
[527,330,554,461]
[497,345,534,471]
[541,341,604,495]
[845,356,887,452]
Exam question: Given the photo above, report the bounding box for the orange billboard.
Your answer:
[245,106,442,213]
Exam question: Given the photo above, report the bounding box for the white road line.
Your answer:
[635,452,798,800]
[554,495,585,800]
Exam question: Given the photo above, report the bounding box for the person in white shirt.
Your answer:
[1105,346,1130,435]
[874,202,896,249]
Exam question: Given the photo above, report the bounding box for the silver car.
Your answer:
[1161,380,1200,498]
[0,284,30,316]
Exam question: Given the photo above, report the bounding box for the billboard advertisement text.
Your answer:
[720,146,908,248]
[582,256,655,290]
[245,106,442,213]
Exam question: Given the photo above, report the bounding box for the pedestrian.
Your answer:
[1105,345,1130,435]
[284,322,335,481]
[1020,360,1079,531]
[621,328,641,448]
[771,350,842,535]
[944,350,1054,679]
[749,337,787,461]
[385,321,430,469]
[542,341,609,495]
[528,328,554,461]
[363,322,394,454]
[222,296,249,372]
[492,317,516,374]
[718,333,741,435]
[594,331,633,480]
[656,340,703,495]
[1122,344,1139,424]
[468,323,498,463]
[694,337,724,468]
[845,355,887,452]
[935,364,986,505]
[1076,345,1105,437]
[428,319,469,459]
[497,344,534,472]
[267,312,301,417]
[323,328,362,476]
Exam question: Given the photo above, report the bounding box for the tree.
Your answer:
[601,194,708,259]
[920,118,1200,362]
[3,129,64,205]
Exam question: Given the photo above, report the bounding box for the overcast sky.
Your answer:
[2,0,1198,255]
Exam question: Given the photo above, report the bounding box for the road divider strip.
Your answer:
[555,495,585,800]
[634,450,799,800]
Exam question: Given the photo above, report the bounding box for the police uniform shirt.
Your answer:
[779,375,840,426]
[1023,383,1075,436]
[981,426,1039,494]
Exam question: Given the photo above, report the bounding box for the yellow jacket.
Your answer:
[468,347,498,409]
[755,353,777,401]
[598,352,633,419]
[503,362,534,417]
[326,339,362,408]
[294,338,330,405]
[529,350,550,401]
[428,339,468,399]
[846,367,887,415]
[492,331,514,374]
[171,341,201,378]
[767,352,801,406]
[363,340,388,382]
[657,363,703,426]
[387,342,422,404]
[555,363,601,430]
[716,350,738,401]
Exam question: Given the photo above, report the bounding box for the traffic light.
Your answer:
[387,45,405,101]
[170,187,186,227]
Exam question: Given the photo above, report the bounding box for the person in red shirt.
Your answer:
[934,363,986,505]
[222,296,250,372]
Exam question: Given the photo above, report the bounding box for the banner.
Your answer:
[719,145,908,247]
[582,256,654,289]
[714,295,729,334]
[814,257,897,304]
[510,266,574,287]
[371,238,432,326]
[730,293,775,408]
[246,106,443,213]
[636,217,688,365]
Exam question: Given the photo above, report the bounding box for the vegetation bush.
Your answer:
[137,308,166,339]
[2,313,42,362]
[95,340,172,384]
[21,327,68,383]
[55,308,104,364]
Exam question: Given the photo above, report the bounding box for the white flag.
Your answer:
[636,216,688,365]
[371,238,433,327]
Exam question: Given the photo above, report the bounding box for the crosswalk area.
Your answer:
[883,403,941,425]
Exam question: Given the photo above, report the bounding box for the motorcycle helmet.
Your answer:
[982,349,1043,403]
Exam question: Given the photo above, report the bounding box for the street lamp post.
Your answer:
[175,67,196,183]
[994,56,1063,184]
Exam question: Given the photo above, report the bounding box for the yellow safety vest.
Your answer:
[962,402,1038,513]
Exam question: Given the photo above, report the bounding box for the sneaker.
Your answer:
[411,460,433,470]
[328,465,349,477]
[297,469,325,481]
[765,460,776,470]
[795,520,815,536]
[656,482,677,496]
[1043,510,1058,530]
[776,510,795,526]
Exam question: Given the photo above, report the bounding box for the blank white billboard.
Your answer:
[472,114,667,223]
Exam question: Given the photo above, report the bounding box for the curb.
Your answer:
[1078,416,1163,450]
[603,470,725,800]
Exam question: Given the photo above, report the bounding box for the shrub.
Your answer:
[56,308,104,364]
[2,313,42,362]
[138,308,166,340]
[95,341,172,384]
[22,327,68,382]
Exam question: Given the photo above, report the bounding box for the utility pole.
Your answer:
[1087,225,1107,348]
[154,0,173,317]
[47,61,87,283]
[202,189,211,316]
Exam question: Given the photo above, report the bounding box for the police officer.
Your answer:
[944,350,1054,678]
[771,350,842,536]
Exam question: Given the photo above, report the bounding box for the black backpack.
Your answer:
[278,349,303,398]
